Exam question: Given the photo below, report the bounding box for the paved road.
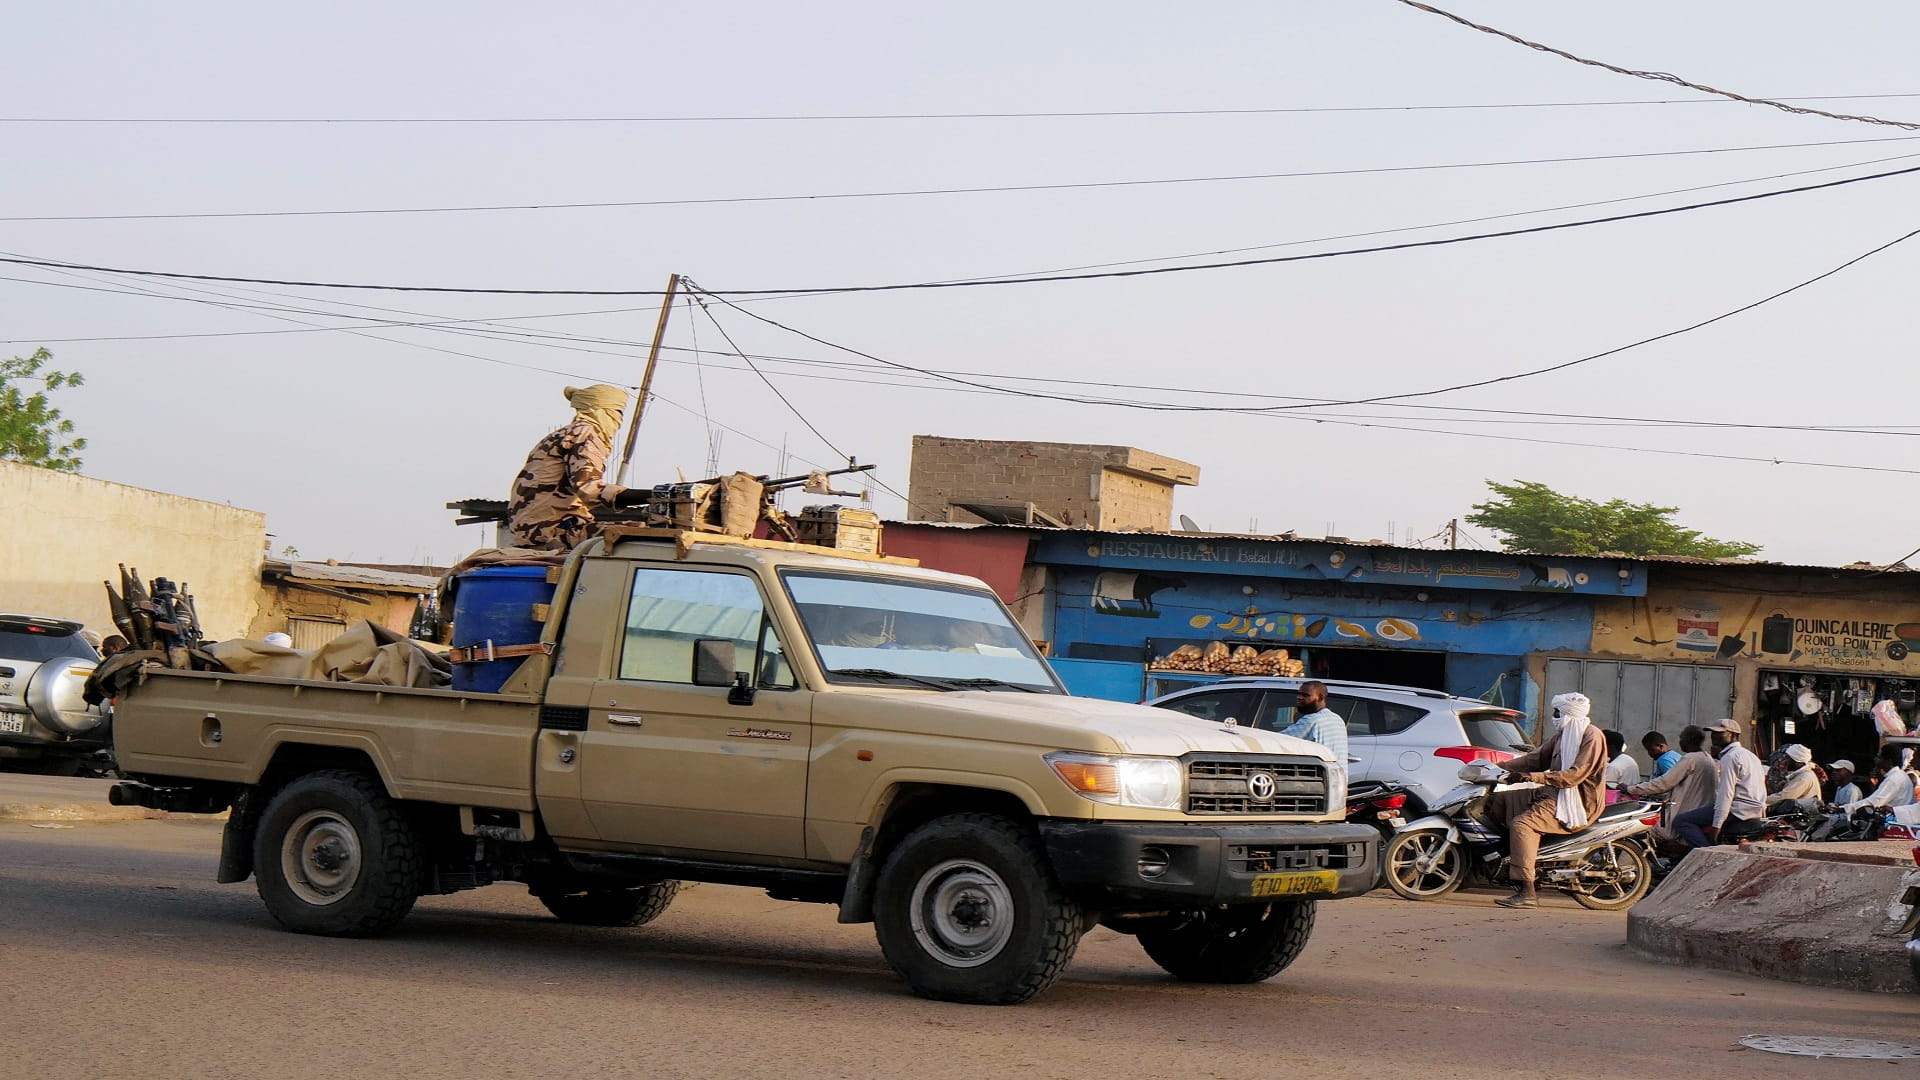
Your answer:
[5,818,1912,1080]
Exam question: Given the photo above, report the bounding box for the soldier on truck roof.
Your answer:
[507,384,648,551]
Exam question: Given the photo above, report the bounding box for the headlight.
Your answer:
[1046,752,1183,811]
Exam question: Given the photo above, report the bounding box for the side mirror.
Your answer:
[691,639,737,687]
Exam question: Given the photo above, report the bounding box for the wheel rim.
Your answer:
[1387,832,1460,896]
[907,858,1015,968]
[281,809,363,906]
[1577,843,1642,903]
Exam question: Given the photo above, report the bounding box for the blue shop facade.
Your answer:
[1028,531,1647,712]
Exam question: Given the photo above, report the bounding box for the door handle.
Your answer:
[607,713,645,727]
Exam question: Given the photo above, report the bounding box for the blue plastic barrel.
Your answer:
[450,565,556,693]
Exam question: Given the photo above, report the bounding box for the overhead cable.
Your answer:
[5,92,1918,123]
[6,161,1919,297]
[8,134,1919,223]
[1395,0,1920,131]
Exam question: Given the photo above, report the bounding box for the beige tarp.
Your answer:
[208,620,452,689]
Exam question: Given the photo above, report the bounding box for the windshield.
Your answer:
[783,571,1061,693]
[0,626,97,663]
[1460,710,1530,752]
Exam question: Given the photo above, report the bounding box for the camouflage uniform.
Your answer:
[507,418,627,550]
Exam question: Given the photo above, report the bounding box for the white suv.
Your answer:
[1147,677,1531,814]
[0,614,107,775]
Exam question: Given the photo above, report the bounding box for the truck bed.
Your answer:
[112,668,541,811]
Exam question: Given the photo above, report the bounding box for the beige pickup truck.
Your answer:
[109,531,1375,1004]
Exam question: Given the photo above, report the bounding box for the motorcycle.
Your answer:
[1382,761,1660,911]
[1345,779,1412,842]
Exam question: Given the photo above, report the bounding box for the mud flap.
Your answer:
[215,789,260,884]
[836,825,878,924]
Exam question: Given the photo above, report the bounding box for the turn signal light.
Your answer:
[1050,759,1119,796]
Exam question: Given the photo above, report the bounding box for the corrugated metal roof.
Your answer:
[267,560,438,593]
[881,520,1914,575]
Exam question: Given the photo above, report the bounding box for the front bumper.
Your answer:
[1038,819,1379,907]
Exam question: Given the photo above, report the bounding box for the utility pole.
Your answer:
[1447,518,1459,550]
[616,273,682,485]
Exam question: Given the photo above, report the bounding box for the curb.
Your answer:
[0,802,166,825]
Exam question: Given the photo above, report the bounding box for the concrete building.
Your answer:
[905,436,1198,531]
[0,462,266,639]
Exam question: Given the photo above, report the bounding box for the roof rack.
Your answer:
[1197,674,1461,701]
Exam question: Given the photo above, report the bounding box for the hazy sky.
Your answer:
[5,2,1919,567]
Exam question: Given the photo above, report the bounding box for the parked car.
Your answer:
[1147,676,1531,814]
[0,614,108,775]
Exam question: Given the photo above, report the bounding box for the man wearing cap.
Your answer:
[1482,691,1609,909]
[507,384,648,551]
[1674,718,1765,847]
[1625,724,1716,844]
[1828,759,1863,806]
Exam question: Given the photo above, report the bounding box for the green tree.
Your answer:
[0,348,86,471]
[1466,479,1761,558]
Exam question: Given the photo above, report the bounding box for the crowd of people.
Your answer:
[1613,720,1918,849]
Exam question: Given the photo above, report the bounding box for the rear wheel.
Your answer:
[1570,841,1653,911]
[1137,901,1316,983]
[253,770,420,936]
[1382,829,1465,901]
[538,882,680,926]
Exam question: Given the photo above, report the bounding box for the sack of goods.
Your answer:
[1151,642,1304,676]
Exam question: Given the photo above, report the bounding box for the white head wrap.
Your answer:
[263,632,294,648]
[1783,743,1812,765]
[1547,692,1593,830]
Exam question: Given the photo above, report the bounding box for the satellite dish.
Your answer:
[1178,514,1200,532]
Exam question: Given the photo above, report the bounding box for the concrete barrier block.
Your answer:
[1628,847,1917,993]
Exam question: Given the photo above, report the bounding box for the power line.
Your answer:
[7,161,1919,297]
[1395,1,1920,131]
[6,93,1918,123]
[684,284,852,463]
[8,134,1920,223]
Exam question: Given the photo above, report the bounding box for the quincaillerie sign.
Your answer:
[1593,589,1920,673]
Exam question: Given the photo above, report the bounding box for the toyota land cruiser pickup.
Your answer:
[107,530,1375,1004]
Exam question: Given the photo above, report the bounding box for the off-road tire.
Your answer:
[539,881,680,926]
[872,812,1083,1005]
[1137,900,1317,983]
[253,770,420,937]
[1569,841,1654,911]
[1383,828,1467,901]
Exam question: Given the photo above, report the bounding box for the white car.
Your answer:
[0,614,108,775]
[1147,677,1531,814]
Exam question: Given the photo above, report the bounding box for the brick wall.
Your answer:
[907,436,1196,530]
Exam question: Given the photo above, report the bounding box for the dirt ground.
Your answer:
[5,817,1914,1080]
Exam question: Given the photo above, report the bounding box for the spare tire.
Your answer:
[26,656,104,735]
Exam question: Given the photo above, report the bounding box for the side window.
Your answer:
[1253,694,1295,732]
[1158,689,1259,726]
[1376,702,1427,736]
[1325,695,1373,737]
[618,568,791,687]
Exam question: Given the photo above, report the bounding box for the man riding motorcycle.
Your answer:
[1484,691,1609,909]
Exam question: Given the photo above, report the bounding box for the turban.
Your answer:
[565,384,629,441]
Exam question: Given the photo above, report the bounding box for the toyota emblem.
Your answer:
[1247,771,1277,801]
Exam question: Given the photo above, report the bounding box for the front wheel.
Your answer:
[1569,841,1653,911]
[539,882,680,926]
[253,770,420,936]
[872,812,1084,1005]
[1382,829,1466,901]
[1137,901,1316,983]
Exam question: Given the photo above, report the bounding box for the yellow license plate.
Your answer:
[1250,870,1340,897]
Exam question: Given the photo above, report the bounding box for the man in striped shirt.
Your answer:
[1282,681,1350,780]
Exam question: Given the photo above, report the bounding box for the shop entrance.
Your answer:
[1543,659,1734,774]
[1754,670,1899,773]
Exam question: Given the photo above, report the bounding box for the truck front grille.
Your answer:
[1185,757,1328,815]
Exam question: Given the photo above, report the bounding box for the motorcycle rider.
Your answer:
[1674,718,1765,847]
[1827,758,1863,806]
[1485,691,1609,909]
[1768,743,1821,813]
[1843,743,1918,813]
